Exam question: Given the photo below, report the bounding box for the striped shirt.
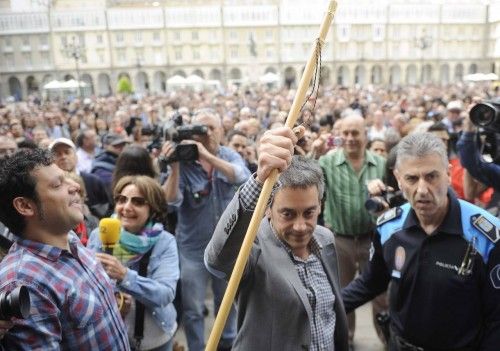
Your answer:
[0,232,130,351]
[240,175,336,350]
[319,149,386,236]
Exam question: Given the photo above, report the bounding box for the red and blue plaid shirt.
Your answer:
[0,232,130,350]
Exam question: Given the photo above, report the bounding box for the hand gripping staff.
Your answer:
[205,1,338,350]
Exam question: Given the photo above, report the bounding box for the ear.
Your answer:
[265,207,271,218]
[12,197,37,218]
[393,168,402,188]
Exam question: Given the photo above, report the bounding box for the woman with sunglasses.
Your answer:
[88,175,179,351]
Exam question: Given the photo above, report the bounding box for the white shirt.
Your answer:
[76,148,94,174]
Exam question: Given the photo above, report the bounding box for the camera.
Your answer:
[470,99,500,132]
[365,189,404,215]
[0,285,31,319]
[152,112,208,172]
[469,99,500,162]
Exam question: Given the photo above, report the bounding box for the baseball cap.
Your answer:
[48,138,76,150]
[102,133,130,146]
[446,100,463,111]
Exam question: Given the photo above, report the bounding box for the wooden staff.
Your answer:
[205,1,338,350]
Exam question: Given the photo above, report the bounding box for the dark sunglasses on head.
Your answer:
[114,194,148,207]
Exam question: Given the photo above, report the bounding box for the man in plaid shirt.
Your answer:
[0,149,130,350]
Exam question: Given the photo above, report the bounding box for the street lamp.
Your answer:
[415,30,433,84]
[64,36,85,98]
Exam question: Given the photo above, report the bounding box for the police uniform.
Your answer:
[342,191,500,350]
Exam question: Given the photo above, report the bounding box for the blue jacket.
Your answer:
[88,229,179,340]
[457,131,500,192]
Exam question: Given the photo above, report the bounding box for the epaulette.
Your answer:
[376,207,402,226]
[471,214,499,244]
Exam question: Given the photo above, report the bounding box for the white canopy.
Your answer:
[259,72,280,83]
[167,75,187,85]
[186,74,204,84]
[43,79,87,90]
[43,80,64,90]
[464,73,499,82]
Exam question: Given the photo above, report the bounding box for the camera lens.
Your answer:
[470,103,498,127]
[0,286,31,319]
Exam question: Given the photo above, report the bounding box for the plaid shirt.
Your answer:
[0,232,130,351]
[240,175,336,350]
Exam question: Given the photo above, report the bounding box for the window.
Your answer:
[61,36,67,47]
[116,33,124,42]
[210,46,218,60]
[174,48,182,60]
[230,46,238,59]
[134,32,142,43]
[98,52,105,64]
[266,47,273,59]
[22,36,30,46]
[229,31,238,41]
[135,50,144,64]
[39,35,48,46]
[5,37,11,47]
[96,34,103,44]
[4,53,14,67]
[373,24,384,42]
[153,31,160,42]
[193,47,200,60]
[265,30,273,41]
[40,52,49,65]
[117,49,126,63]
[337,25,350,42]
[192,31,199,40]
[173,31,181,41]
[23,53,32,66]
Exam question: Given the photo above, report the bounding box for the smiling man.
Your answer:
[0,149,129,350]
[205,127,349,351]
[342,132,500,350]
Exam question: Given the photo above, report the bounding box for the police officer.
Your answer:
[342,132,500,350]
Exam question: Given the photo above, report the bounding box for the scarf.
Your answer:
[112,221,163,266]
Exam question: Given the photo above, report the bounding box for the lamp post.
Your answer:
[64,36,85,98]
[415,30,433,84]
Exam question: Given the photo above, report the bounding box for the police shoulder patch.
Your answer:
[376,207,402,226]
[472,215,500,244]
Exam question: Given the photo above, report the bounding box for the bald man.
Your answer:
[318,114,387,347]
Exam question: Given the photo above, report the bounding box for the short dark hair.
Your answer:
[427,122,448,134]
[112,145,157,190]
[226,130,247,143]
[271,156,324,207]
[0,149,53,236]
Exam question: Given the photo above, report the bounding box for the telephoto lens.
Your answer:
[470,99,500,132]
[0,286,30,319]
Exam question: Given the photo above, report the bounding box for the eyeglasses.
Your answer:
[114,194,148,207]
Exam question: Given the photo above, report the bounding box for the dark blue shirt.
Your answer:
[457,131,500,191]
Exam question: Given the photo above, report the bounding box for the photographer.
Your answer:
[162,109,250,351]
[457,100,500,192]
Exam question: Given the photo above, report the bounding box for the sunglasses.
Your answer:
[114,194,148,207]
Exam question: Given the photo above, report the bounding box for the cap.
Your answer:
[49,137,76,150]
[446,100,463,111]
[102,133,130,146]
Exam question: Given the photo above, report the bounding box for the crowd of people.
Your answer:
[0,81,499,351]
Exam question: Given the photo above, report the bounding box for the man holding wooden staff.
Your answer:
[205,126,349,351]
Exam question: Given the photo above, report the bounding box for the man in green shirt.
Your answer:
[319,114,387,347]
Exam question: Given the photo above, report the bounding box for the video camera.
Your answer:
[470,99,500,132]
[469,99,500,162]
[365,189,405,215]
[152,112,208,172]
